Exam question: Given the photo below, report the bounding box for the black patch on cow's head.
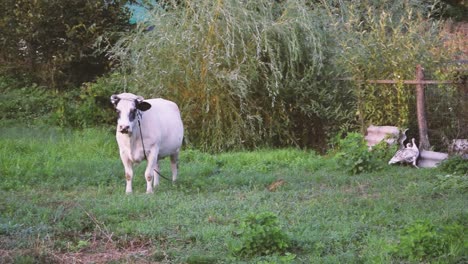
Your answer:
[136,100,151,111]
[128,108,137,122]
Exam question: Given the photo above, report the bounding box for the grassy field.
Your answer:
[0,124,466,263]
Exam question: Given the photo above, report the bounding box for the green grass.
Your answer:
[0,125,466,263]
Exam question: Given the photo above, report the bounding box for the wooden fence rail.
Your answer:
[337,78,455,85]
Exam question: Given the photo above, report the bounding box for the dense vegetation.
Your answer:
[0,125,466,263]
[109,0,466,151]
[1,0,466,152]
[0,0,133,89]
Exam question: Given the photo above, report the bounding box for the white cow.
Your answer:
[110,93,184,194]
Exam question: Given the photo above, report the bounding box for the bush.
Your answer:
[438,155,468,175]
[0,76,55,124]
[391,220,467,262]
[0,0,132,89]
[330,0,459,130]
[230,212,291,258]
[0,73,120,128]
[109,0,354,151]
[51,74,122,128]
[334,132,383,175]
[433,174,468,194]
[104,0,463,152]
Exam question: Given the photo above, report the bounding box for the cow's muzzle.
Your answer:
[119,125,131,134]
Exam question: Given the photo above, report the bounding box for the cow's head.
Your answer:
[110,93,152,134]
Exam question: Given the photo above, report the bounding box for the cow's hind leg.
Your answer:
[170,152,179,183]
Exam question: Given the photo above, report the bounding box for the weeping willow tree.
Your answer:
[109,0,354,151]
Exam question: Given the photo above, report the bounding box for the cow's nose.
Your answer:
[119,125,130,134]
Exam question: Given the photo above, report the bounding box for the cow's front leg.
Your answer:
[145,150,159,194]
[122,157,134,194]
[153,161,160,188]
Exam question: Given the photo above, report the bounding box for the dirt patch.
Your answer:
[0,238,159,264]
[59,248,152,264]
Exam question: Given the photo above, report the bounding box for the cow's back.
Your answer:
[141,98,184,157]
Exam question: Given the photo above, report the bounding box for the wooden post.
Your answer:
[415,64,431,150]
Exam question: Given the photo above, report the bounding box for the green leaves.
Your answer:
[438,155,468,175]
[0,0,133,89]
[433,174,468,194]
[329,1,457,130]
[334,132,384,175]
[109,0,354,151]
[230,212,291,259]
[390,219,467,262]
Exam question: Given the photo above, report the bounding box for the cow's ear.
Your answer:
[136,101,151,111]
[110,94,120,107]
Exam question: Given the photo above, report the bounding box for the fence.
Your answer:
[339,64,467,152]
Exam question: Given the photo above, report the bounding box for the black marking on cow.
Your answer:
[128,108,137,122]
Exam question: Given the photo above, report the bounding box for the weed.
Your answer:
[0,83,54,124]
[390,219,467,262]
[229,211,291,258]
[438,155,468,175]
[433,174,468,194]
[334,132,382,174]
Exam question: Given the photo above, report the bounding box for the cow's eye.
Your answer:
[129,109,137,121]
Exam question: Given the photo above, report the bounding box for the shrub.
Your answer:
[51,74,121,128]
[438,155,468,175]
[334,132,382,175]
[391,220,467,262]
[371,140,399,162]
[329,1,459,130]
[433,174,468,194]
[230,212,290,258]
[109,0,354,151]
[0,0,132,89]
[0,78,55,124]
